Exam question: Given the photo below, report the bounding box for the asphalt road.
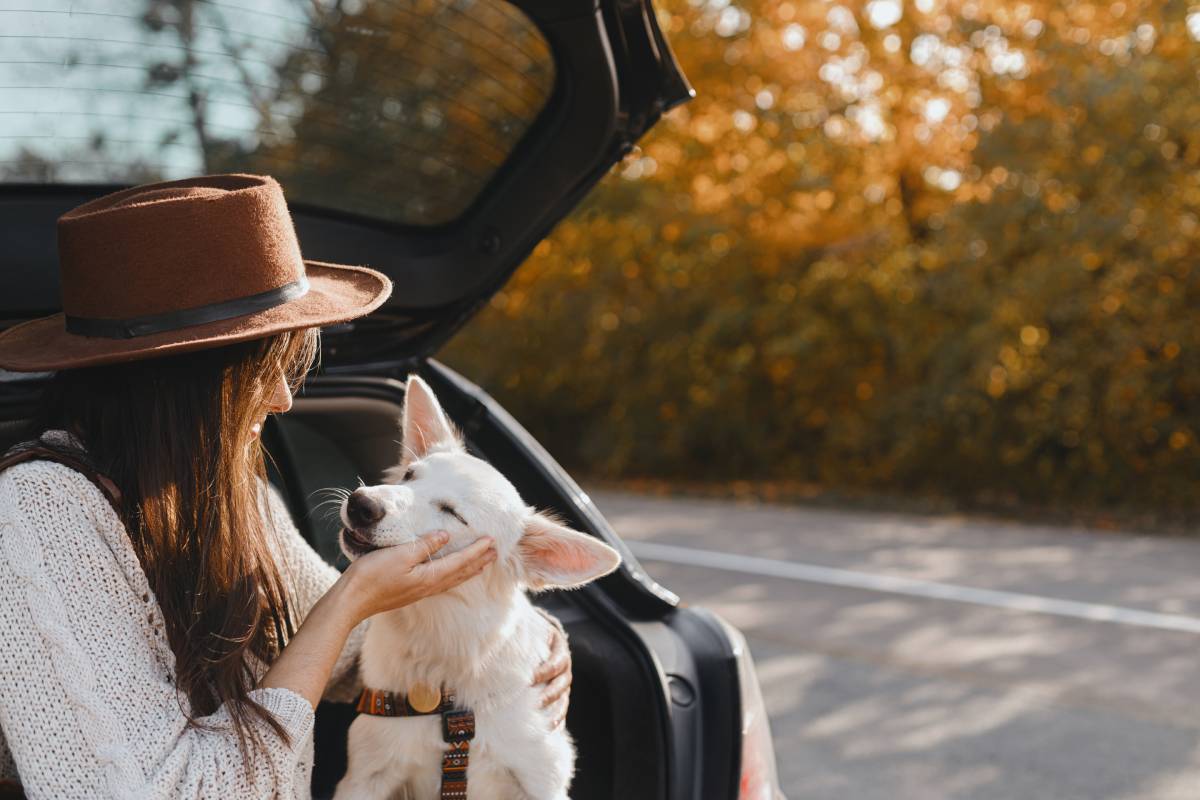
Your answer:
[588,489,1200,800]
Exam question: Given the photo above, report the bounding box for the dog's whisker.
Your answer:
[413,537,431,560]
[310,500,349,520]
[310,496,347,510]
[309,491,355,526]
[310,486,352,501]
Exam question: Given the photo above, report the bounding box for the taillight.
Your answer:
[717,616,787,800]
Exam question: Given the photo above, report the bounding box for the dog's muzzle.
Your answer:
[340,526,378,556]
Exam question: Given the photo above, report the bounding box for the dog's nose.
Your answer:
[346,490,385,528]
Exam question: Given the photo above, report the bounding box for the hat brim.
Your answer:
[0,260,392,372]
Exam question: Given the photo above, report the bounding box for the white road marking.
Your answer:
[628,540,1200,634]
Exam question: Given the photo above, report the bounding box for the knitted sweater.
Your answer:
[0,434,365,799]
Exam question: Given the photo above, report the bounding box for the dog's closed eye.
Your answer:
[402,468,415,482]
[436,501,468,527]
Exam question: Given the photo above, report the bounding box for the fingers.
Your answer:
[409,530,451,564]
[539,668,572,710]
[416,535,496,590]
[546,692,569,731]
[531,638,570,686]
[547,623,568,659]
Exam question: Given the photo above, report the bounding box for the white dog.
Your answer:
[332,375,621,800]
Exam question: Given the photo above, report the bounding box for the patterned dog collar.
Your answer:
[356,686,476,800]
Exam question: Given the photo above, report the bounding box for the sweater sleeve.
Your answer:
[0,464,315,800]
[263,481,367,704]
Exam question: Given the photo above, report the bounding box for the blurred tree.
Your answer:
[444,0,1200,515]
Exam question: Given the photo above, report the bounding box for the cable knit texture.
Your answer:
[0,431,365,798]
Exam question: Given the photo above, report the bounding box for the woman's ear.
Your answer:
[399,375,462,466]
[519,512,622,591]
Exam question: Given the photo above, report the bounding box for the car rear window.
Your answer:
[0,0,556,226]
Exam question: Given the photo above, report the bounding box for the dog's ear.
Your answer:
[399,375,463,466]
[519,512,622,591]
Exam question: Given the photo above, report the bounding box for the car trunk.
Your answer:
[0,4,749,798]
[260,367,700,799]
[0,0,692,368]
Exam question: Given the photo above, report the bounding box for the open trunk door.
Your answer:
[0,0,691,369]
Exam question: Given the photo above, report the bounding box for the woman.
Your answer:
[0,175,571,798]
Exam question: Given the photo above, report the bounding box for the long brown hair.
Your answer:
[28,328,319,761]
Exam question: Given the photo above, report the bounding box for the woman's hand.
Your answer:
[260,531,496,709]
[342,531,497,623]
[532,609,572,730]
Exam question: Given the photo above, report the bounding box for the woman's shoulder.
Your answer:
[0,455,151,612]
[0,456,115,519]
[0,455,99,494]
[0,438,131,567]
[0,429,117,509]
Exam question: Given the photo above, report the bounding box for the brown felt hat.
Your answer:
[0,173,392,372]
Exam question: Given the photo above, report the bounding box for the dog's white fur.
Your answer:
[331,376,621,800]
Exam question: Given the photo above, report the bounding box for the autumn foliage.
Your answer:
[2,0,1195,516]
[445,0,1200,515]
